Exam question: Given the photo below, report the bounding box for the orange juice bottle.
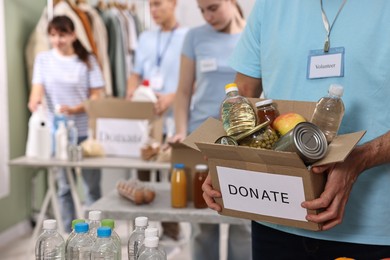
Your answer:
[171,163,187,208]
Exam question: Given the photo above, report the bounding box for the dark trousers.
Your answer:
[252,221,390,260]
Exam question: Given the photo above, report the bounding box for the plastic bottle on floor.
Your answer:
[137,227,166,259]
[101,219,122,259]
[65,219,85,252]
[311,84,345,143]
[127,216,148,260]
[91,227,119,260]
[35,219,65,260]
[137,237,166,260]
[87,210,102,242]
[66,222,94,260]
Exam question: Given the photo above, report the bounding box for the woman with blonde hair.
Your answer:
[172,0,251,259]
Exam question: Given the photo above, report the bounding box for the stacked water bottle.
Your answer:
[35,211,166,260]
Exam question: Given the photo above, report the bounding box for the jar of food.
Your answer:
[193,164,208,209]
[171,163,187,208]
[255,99,279,125]
[236,121,279,149]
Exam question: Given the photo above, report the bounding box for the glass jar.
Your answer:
[171,163,187,208]
[236,122,279,149]
[193,164,208,209]
[255,99,279,125]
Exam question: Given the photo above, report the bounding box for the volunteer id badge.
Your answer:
[200,58,218,73]
[307,47,344,79]
[150,67,164,91]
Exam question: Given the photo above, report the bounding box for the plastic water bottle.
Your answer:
[137,227,166,259]
[65,219,85,252]
[67,120,78,146]
[127,216,148,260]
[311,84,345,143]
[52,104,67,154]
[91,227,119,260]
[132,79,158,103]
[101,219,122,259]
[88,210,102,242]
[66,222,94,260]
[35,219,65,260]
[221,83,257,137]
[137,237,166,260]
[55,121,68,160]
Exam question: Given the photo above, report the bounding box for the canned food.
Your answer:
[272,122,328,165]
[215,136,238,146]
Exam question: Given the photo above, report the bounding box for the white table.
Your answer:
[9,156,171,257]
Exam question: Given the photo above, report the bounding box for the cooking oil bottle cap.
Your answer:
[195,164,208,171]
[225,83,238,93]
[329,84,344,97]
[255,99,274,108]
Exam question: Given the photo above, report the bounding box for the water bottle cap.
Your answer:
[145,227,159,237]
[71,219,85,230]
[174,163,185,169]
[101,219,115,229]
[144,237,159,248]
[88,210,102,221]
[135,216,148,227]
[328,84,344,97]
[195,164,208,171]
[255,99,274,108]
[224,83,238,93]
[75,222,89,233]
[67,120,75,127]
[142,79,150,87]
[97,227,111,238]
[43,219,57,230]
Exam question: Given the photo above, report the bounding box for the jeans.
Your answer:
[56,136,101,233]
[191,223,252,260]
[252,221,390,260]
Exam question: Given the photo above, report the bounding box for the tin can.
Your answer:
[272,122,328,165]
[215,136,238,146]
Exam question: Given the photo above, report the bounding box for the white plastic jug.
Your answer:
[26,105,52,159]
[132,80,158,103]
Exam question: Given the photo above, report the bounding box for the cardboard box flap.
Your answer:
[182,117,226,151]
[196,142,307,169]
[85,98,155,120]
[313,130,366,166]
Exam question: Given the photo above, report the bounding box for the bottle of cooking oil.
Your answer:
[221,83,257,137]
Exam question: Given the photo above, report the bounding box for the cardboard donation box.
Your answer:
[85,98,163,158]
[170,143,207,201]
[183,99,365,230]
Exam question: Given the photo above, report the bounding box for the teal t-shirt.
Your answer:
[182,24,242,133]
[230,0,390,245]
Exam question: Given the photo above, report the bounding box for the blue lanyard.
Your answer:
[156,26,177,67]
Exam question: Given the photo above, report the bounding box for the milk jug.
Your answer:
[26,105,52,159]
[132,80,158,103]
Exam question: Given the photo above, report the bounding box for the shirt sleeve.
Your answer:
[229,0,263,79]
[132,32,147,76]
[88,55,105,88]
[181,28,195,60]
[32,53,44,85]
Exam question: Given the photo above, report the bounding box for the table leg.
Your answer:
[66,167,83,219]
[49,167,64,234]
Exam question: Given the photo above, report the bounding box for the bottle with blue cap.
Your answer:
[65,219,85,251]
[66,222,94,259]
[171,163,187,208]
[91,227,119,260]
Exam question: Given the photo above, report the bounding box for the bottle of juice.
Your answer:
[193,164,208,209]
[171,163,187,208]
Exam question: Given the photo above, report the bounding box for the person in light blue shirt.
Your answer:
[172,1,251,259]
[126,0,188,136]
[203,0,390,259]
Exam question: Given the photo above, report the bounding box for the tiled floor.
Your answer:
[0,221,229,260]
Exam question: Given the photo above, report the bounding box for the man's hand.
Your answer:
[301,147,365,230]
[155,93,175,116]
[202,174,223,212]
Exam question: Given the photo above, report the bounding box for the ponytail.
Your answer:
[48,15,91,69]
[73,39,91,69]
